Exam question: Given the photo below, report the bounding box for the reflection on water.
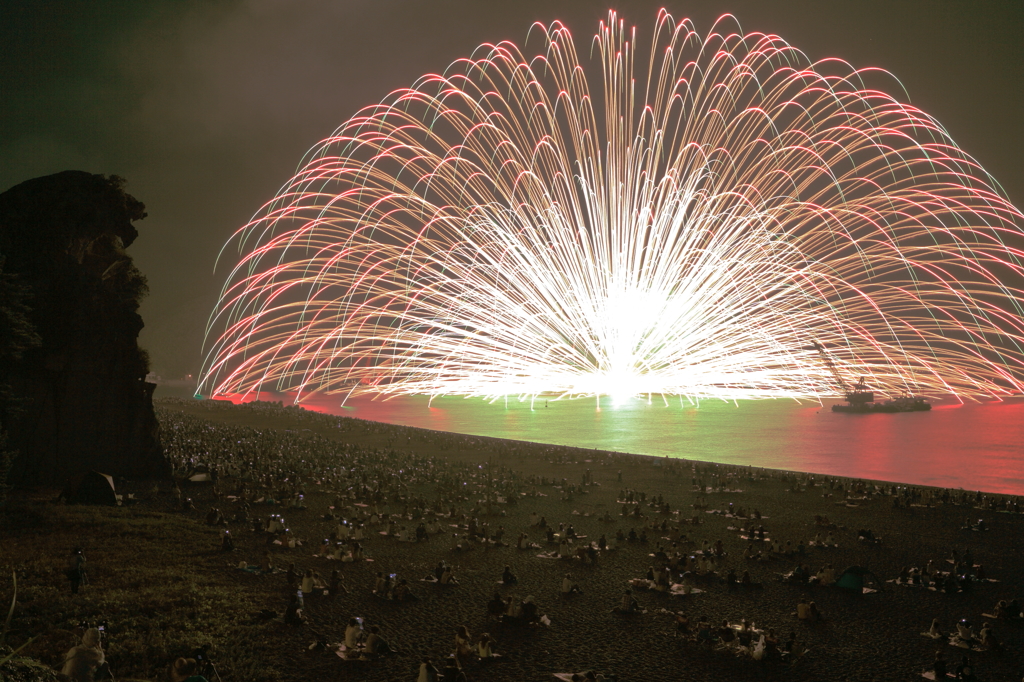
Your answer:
[187,387,1024,494]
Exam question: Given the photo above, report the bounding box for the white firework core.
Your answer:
[200,11,1024,404]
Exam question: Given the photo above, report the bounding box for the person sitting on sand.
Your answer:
[956,619,974,642]
[561,573,582,595]
[344,618,363,649]
[763,629,780,658]
[616,589,638,614]
[487,592,505,619]
[205,507,223,526]
[503,595,522,624]
[675,612,691,637]
[978,622,1000,651]
[501,565,518,584]
[796,598,811,620]
[955,654,975,681]
[302,568,319,599]
[726,568,738,587]
[477,632,495,659]
[718,620,736,644]
[441,655,467,682]
[454,625,473,660]
[440,565,457,585]
[284,593,305,626]
[737,620,754,648]
[808,566,825,585]
[328,569,346,598]
[521,595,540,624]
[822,563,836,584]
[61,628,105,682]
[695,616,716,644]
[364,625,392,657]
[930,651,948,679]
[418,656,439,682]
[927,618,944,639]
[393,579,413,601]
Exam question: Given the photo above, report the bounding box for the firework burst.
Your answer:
[200,10,1024,404]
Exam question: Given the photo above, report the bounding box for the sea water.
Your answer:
[297,394,1024,495]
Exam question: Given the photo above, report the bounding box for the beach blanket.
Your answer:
[921,672,955,680]
[947,637,984,652]
[334,644,366,660]
[670,584,704,596]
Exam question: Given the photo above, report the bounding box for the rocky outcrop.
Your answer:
[0,171,170,485]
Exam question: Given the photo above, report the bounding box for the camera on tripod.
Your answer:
[191,644,212,675]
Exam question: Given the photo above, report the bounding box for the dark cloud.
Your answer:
[2,0,1022,378]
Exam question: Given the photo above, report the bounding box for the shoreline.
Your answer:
[156,396,1020,498]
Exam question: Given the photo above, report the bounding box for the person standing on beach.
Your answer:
[67,548,86,595]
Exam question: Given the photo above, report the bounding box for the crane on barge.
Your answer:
[804,341,930,413]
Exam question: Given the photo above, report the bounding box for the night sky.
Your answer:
[2,0,1022,380]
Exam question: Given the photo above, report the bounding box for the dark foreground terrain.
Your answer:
[2,397,1022,681]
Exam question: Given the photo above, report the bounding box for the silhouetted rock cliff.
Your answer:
[0,171,170,485]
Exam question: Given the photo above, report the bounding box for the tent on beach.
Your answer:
[835,565,882,593]
[187,464,213,482]
[61,471,118,505]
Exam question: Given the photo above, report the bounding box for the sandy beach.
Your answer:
[151,398,1024,681]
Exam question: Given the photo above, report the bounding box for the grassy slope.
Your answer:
[1,497,290,681]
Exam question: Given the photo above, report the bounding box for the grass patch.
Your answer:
[1,497,289,681]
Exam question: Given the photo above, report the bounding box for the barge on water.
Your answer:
[832,393,932,413]
[804,341,932,413]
